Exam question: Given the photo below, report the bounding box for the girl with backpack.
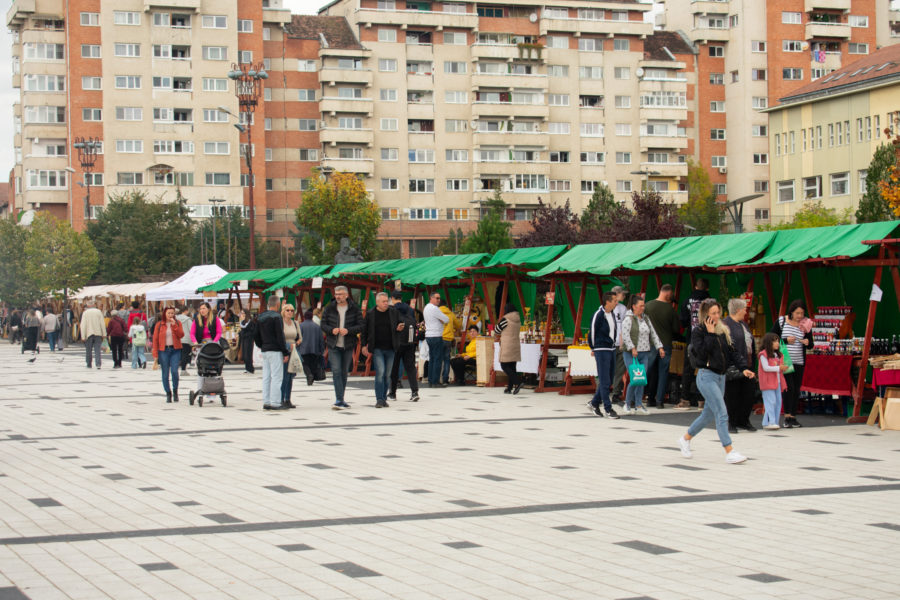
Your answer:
[129,319,148,369]
[757,332,789,430]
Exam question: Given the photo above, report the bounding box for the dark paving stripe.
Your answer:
[869,522,900,532]
[0,586,31,599]
[443,541,480,549]
[278,543,313,552]
[140,562,178,572]
[794,509,830,515]
[29,498,62,507]
[475,474,513,482]
[614,476,640,481]
[264,485,299,494]
[322,561,381,578]
[553,525,589,532]
[614,540,679,555]
[203,513,243,524]
[739,573,789,583]
[665,463,707,471]
[447,499,488,508]
[404,489,432,494]
[840,455,882,462]
[3,483,899,546]
[667,486,706,493]
[706,522,745,529]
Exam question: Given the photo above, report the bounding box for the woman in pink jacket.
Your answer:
[757,332,789,430]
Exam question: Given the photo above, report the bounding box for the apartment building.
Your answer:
[319,0,696,257]
[766,44,900,222]
[7,0,291,231]
[660,0,882,230]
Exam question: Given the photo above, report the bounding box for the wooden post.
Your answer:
[673,272,683,305]
[481,281,496,326]
[800,266,815,315]
[536,278,556,393]
[459,279,476,354]
[851,246,886,423]
[513,277,526,316]
[572,276,587,345]
[640,275,648,295]
[778,268,793,317]
[654,273,662,293]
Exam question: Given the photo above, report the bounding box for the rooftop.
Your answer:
[285,15,363,50]
[643,30,695,61]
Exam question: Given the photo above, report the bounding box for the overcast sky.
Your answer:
[0,0,660,183]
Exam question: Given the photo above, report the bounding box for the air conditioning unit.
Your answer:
[718,167,727,174]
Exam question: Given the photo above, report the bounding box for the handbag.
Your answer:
[287,347,303,374]
[779,339,795,374]
[725,366,744,381]
[627,358,648,386]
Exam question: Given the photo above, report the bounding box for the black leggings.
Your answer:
[500,361,520,390]
[724,376,756,427]
[110,336,126,367]
[391,344,419,394]
[241,338,255,373]
[783,363,805,416]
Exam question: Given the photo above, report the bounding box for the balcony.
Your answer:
[144,0,200,10]
[639,106,688,122]
[321,157,374,177]
[472,44,534,62]
[319,67,373,87]
[690,25,730,42]
[639,162,688,178]
[690,1,732,14]
[320,127,374,147]
[804,0,850,10]
[471,72,547,90]
[406,102,434,120]
[320,97,372,116]
[355,8,478,30]
[7,0,35,27]
[539,17,650,38]
[639,135,689,151]
[262,7,291,24]
[805,21,851,39]
[12,72,20,88]
[474,130,547,147]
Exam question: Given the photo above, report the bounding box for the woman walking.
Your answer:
[677,299,754,464]
[758,333,788,430]
[722,298,757,432]
[771,300,813,428]
[42,309,60,352]
[281,303,302,408]
[621,294,664,415]
[129,318,148,369]
[151,306,184,403]
[106,311,128,369]
[22,309,41,356]
[495,303,523,394]
[238,309,257,374]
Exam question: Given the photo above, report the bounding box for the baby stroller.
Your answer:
[189,342,227,407]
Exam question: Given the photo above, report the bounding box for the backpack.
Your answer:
[131,325,147,347]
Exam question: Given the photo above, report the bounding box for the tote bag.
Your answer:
[627,359,648,386]
[779,339,795,374]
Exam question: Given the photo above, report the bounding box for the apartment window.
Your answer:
[615,123,631,136]
[849,43,869,54]
[81,12,100,26]
[263,148,272,162]
[581,181,600,193]
[116,140,143,153]
[152,76,171,89]
[710,129,726,140]
[548,122,570,135]
[237,19,252,32]
[548,94,569,106]
[752,97,768,109]
[546,36,567,49]
[202,46,228,61]
[379,59,397,72]
[751,40,766,52]
[550,151,570,163]
[615,152,632,164]
[380,89,397,102]
[614,67,630,80]
[783,40,803,52]
[849,15,868,27]
[831,172,849,196]
[238,51,252,64]
[203,109,228,123]
[443,61,466,73]
[714,183,727,195]
[380,148,398,161]
[446,149,468,162]
[298,89,316,101]
[613,180,631,193]
[709,73,724,85]
[752,69,767,81]
[729,14,739,27]
[774,133,781,156]
[614,96,631,109]
[153,140,193,154]
[445,91,467,104]
[409,149,435,163]
[263,118,271,131]
[298,119,317,131]
[115,107,143,121]
[409,208,439,220]
[783,68,803,80]
[27,170,67,189]
[578,38,602,52]
[380,118,398,131]
[753,153,768,165]
[548,180,570,192]
[613,39,630,51]
[24,43,64,60]
[581,123,603,137]
[203,142,229,155]
[202,78,227,92]
[477,6,503,17]
[24,106,65,123]
[857,118,865,142]
[514,174,547,191]
[81,45,100,58]
[378,28,396,42]
[24,74,65,91]
[298,149,318,161]
[816,125,823,148]
[446,119,467,132]
[115,76,141,89]
[782,12,801,24]
[297,60,316,72]
[828,123,835,146]
[708,46,724,57]
[205,173,231,186]
[579,67,603,80]
[731,71,739,83]
[381,178,399,191]
[802,176,822,199]
[710,101,725,113]
[447,179,469,191]
[711,156,727,168]
[82,108,102,121]
[114,11,141,25]
[114,43,141,58]
[790,131,796,153]
[544,66,567,79]
[409,179,435,193]
[859,169,869,193]
[201,15,227,28]
[752,125,767,137]
[754,180,769,193]
[802,128,808,150]
[444,32,466,44]
[581,151,605,164]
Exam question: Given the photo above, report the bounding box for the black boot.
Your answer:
[166,392,172,403]
[172,389,179,403]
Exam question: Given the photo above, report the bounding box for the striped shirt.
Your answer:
[779,317,806,366]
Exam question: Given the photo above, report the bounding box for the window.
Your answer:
[298,119,317,131]
[408,149,435,163]
[84,173,103,186]
[444,32,466,44]
[116,172,144,185]
[804,176,822,199]
[114,43,140,58]
[380,148,398,161]
[816,125,823,148]
[545,180,569,193]
[615,123,632,136]
[752,96,768,109]
[24,74,65,91]
[751,40,766,52]
[548,94,569,106]
[115,75,142,89]
[550,151,570,163]
[238,51,252,64]
[714,183,727,195]
[752,69,767,81]
[710,129,726,140]
[612,96,631,109]
[709,46,724,57]
[859,169,869,193]
[774,133,781,156]
[831,172,849,196]
[446,149,468,162]
[445,91,467,104]
[238,19,253,33]
[754,180,769,193]
[548,122,570,135]
[298,149,318,161]
[514,174,547,191]
[203,109,228,123]
[828,123,835,146]
[153,140,193,154]
[380,89,397,102]
[202,46,228,61]
[578,38,602,52]
[24,106,65,123]
[614,39,630,51]
[790,131,796,153]
[581,181,601,193]
[202,141,229,155]
[544,7,567,18]
[711,156,727,168]
[443,61,466,73]
[81,76,101,90]
[447,179,469,191]
[27,170,67,189]
[115,107,143,121]
[782,40,803,52]
[611,180,630,193]
[205,173,231,186]
[546,35,567,49]
[710,101,725,113]
[729,14,739,27]
[298,89,316,101]
[201,14,227,28]
[753,153,768,165]
[297,60,316,72]
[24,43,64,60]
[378,28,396,42]
[381,178,399,191]
[849,43,869,54]
[116,139,143,153]
[579,66,603,80]
[783,68,803,80]
[709,73,724,85]
[581,123,603,137]
[782,11,801,24]
[114,11,141,25]
[203,78,228,92]
[264,118,272,130]
[614,67,630,80]
[849,15,868,27]
[152,12,170,26]
[581,151,605,164]
[445,119,467,133]
[380,118,398,131]
[409,179,435,193]
[81,45,100,58]
[408,208,439,221]
[152,76,172,89]
[379,58,397,72]
[82,108,102,121]
[731,71,739,82]
[615,152,632,164]
[81,12,100,26]
[752,125,767,137]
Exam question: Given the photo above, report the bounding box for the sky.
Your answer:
[0,0,661,184]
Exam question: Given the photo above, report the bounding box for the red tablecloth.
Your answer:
[801,354,853,396]
[873,368,900,387]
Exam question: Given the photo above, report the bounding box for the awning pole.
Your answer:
[572,276,587,345]
[851,245,885,423]
[778,268,793,317]
[800,266,815,315]
[536,277,556,393]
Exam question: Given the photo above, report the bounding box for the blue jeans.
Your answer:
[158,347,181,394]
[372,348,395,402]
[131,345,146,368]
[688,368,732,447]
[590,350,616,411]
[426,337,444,384]
[653,347,671,405]
[47,331,58,351]
[261,350,284,407]
[441,340,453,383]
[281,351,295,405]
[624,351,651,409]
[761,389,783,427]
[328,345,355,404]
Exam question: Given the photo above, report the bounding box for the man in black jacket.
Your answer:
[389,292,420,402]
[254,295,290,410]
[320,286,364,410]
[587,292,620,419]
[675,278,711,409]
[360,292,404,408]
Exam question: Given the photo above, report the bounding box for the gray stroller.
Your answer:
[189,342,227,407]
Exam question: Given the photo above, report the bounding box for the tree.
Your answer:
[460,185,513,254]
[877,125,900,218]
[192,209,283,269]
[434,228,465,256]
[759,200,853,230]
[594,191,685,242]
[87,190,194,282]
[25,212,98,302]
[294,171,381,265]
[678,160,723,235]
[0,215,42,307]
[856,144,898,223]
[579,183,626,242]
[517,199,579,247]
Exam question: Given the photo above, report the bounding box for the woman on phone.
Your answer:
[151,306,184,403]
[678,298,754,464]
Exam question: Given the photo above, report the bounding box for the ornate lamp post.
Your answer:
[73,136,101,220]
[226,62,268,269]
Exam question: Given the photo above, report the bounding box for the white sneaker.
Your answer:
[763,424,780,430]
[726,450,748,464]
[623,407,635,415]
[678,436,692,458]
[637,406,650,415]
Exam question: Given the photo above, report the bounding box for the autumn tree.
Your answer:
[877,123,900,217]
[759,200,852,230]
[461,185,513,254]
[516,199,579,247]
[678,160,723,235]
[595,191,685,242]
[856,144,898,223]
[0,215,42,307]
[294,171,381,264]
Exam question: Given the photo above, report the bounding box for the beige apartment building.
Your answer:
[766,44,900,222]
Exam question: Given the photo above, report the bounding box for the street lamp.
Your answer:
[208,198,226,266]
[73,136,101,220]
[225,62,268,269]
[723,193,764,234]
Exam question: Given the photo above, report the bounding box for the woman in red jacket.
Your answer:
[152,306,184,403]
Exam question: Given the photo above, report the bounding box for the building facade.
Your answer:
[661,0,884,229]
[765,44,900,222]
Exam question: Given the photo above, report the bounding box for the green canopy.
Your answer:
[389,253,490,286]
[324,260,402,279]
[263,265,332,293]
[483,245,568,269]
[625,231,776,271]
[533,239,666,278]
[197,268,294,293]
[749,222,899,265]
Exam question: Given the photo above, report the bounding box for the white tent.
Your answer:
[145,265,229,301]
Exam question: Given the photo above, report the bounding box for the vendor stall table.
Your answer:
[493,342,542,375]
[873,368,900,387]
[801,354,854,397]
[560,345,598,396]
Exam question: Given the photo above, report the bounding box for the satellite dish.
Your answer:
[635,67,645,78]
[529,13,538,22]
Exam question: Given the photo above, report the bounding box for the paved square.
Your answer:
[1,344,899,599]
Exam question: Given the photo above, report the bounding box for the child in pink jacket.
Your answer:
[758,332,789,430]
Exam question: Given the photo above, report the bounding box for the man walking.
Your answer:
[321,286,364,410]
[389,292,420,401]
[298,310,325,386]
[42,309,60,352]
[423,292,448,388]
[254,295,290,411]
[360,292,403,408]
[645,284,681,409]
[80,302,106,369]
[609,286,629,403]
[587,292,620,419]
